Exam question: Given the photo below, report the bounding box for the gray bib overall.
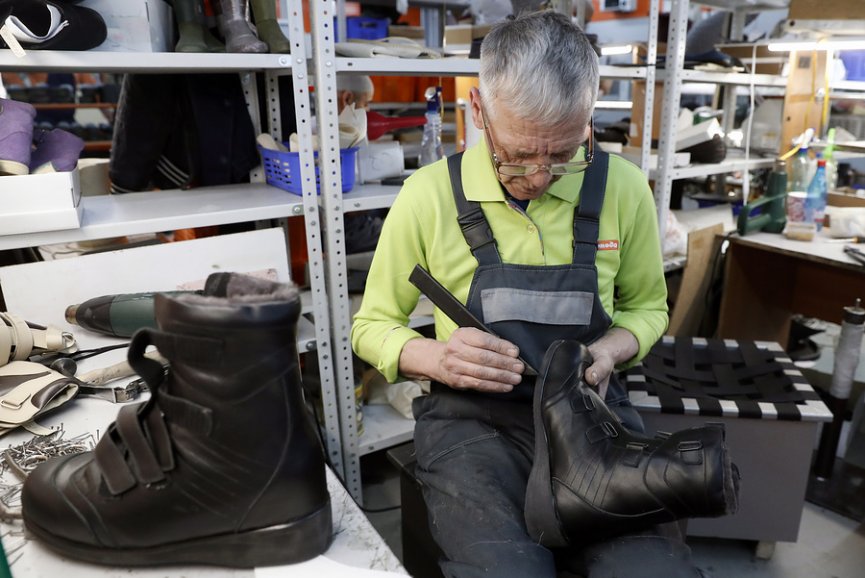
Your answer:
[446,149,625,402]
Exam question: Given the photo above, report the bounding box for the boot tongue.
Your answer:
[6,3,68,42]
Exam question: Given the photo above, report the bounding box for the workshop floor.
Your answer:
[360,451,865,578]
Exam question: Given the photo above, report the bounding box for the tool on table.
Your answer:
[408,265,538,376]
[736,160,788,236]
[844,245,865,267]
[824,236,865,244]
[1,311,76,367]
[66,291,191,338]
[50,350,166,403]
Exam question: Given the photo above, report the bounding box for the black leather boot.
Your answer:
[525,340,739,547]
[22,273,332,567]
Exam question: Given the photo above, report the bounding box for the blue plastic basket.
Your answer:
[347,17,389,40]
[840,50,865,82]
[259,146,357,195]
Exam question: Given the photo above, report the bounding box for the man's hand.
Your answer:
[399,328,524,393]
[583,349,614,400]
[584,328,640,400]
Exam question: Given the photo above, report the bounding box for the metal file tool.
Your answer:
[408,264,538,376]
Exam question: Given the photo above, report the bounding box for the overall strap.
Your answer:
[448,153,502,266]
[572,149,610,264]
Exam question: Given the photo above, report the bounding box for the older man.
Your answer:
[352,11,701,578]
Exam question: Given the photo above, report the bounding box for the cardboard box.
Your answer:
[444,25,473,47]
[788,0,853,21]
[0,170,83,235]
[629,80,663,144]
[80,0,173,52]
[388,25,425,40]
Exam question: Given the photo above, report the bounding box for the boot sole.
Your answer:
[24,499,333,568]
[0,159,29,176]
[524,341,569,548]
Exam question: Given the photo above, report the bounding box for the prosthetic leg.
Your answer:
[218,0,267,54]
[525,340,740,547]
[250,0,290,54]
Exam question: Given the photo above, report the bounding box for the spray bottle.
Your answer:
[419,86,443,167]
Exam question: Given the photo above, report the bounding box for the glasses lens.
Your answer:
[549,162,590,175]
[498,164,534,177]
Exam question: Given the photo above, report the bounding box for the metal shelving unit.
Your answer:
[0,184,304,251]
[313,0,662,503]
[0,5,346,472]
[653,0,796,239]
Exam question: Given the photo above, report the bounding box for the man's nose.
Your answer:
[527,169,553,188]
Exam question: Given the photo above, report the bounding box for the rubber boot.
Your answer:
[0,98,36,176]
[22,273,332,567]
[172,0,224,53]
[250,0,290,54]
[525,340,740,547]
[218,0,267,54]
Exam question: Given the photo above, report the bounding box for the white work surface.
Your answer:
[0,229,406,576]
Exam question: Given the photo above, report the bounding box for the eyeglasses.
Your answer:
[480,103,594,177]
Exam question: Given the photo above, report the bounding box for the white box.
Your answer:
[0,170,83,235]
[81,0,173,52]
[358,142,405,183]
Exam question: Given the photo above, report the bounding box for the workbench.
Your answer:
[0,231,406,576]
[0,393,406,577]
[717,232,865,347]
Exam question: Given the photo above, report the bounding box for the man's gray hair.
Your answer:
[479,11,598,127]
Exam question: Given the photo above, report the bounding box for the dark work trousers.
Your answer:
[412,376,704,578]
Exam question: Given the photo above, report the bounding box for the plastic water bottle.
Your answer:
[788,144,815,193]
[805,158,828,231]
[419,87,443,167]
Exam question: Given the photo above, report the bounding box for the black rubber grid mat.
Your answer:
[623,337,831,422]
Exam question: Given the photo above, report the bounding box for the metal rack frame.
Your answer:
[0,2,344,473]
[314,0,661,502]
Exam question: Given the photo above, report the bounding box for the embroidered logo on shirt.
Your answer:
[597,240,619,251]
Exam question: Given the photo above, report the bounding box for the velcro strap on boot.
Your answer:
[144,404,175,471]
[96,431,137,495]
[677,440,704,466]
[148,330,224,366]
[586,422,619,444]
[570,392,596,414]
[116,404,167,485]
[96,401,179,495]
[622,442,647,467]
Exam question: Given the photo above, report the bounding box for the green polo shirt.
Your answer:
[351,140,669,382]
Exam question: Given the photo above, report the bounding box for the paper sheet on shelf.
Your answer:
[255,556,405,578]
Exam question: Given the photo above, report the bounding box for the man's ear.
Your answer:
[469,87,484,131]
